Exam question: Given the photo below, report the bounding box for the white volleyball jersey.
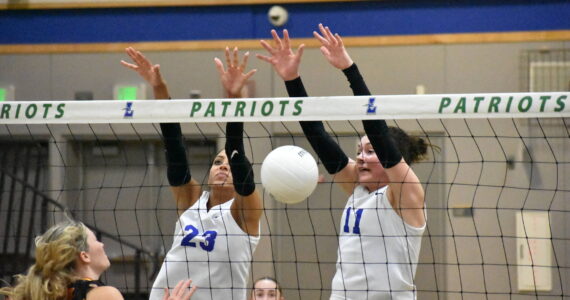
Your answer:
[330,185,425,300]
[150,191,260,300]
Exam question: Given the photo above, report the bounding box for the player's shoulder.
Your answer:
[86,286,124,300]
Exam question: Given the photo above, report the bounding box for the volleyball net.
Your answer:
[0,92,569,299]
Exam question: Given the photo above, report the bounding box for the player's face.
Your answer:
[356,136,388,190]
[84,229,111,274]
[251,279,282,300]
[208,151,234,186]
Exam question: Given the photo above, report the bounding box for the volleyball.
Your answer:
[261,145,318,204]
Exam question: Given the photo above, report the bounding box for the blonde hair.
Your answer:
[0,221,89,300]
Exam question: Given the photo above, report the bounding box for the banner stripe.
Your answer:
[1,93,569,124]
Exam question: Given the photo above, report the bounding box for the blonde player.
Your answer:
[257,25,428,299]
[121,47,261,300]
[0,220,195,300]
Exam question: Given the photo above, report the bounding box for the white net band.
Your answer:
[1,92,569,124]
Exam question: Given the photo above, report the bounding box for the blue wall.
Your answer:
[0,0,569,44]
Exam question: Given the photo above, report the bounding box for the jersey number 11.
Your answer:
[343,208,364,234]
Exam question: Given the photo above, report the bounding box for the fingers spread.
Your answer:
[177,280,194,300]
[120,60,138,70]
[172,278,185,295]
[319,46,331,58]
[318,23,327,37]
[259,40,275,54]
[296,44,305,60]
[125,48,138,63]
[188,285,198,296]
[240,51,250,71]
[270,29,283,49]
[184,285,198,300]
[313,31,329,46]
[244,69,257,81]
[255,54,274,64]
[132,49,149,67]
[283,29,291,49]
[214,57,225,75]
[335,33,345,47]
[224,46,232,69]
[232,46,239,68]
[325,26,338,46]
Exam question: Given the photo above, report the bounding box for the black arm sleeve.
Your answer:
[342,63,371,96]
[285,77,349,174]
[225,122,255,196]
[342,63,403,168]
[160,123,191,186]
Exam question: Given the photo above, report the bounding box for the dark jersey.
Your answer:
[68,279,105,300]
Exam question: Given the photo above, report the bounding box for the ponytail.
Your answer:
[0,221,89,300]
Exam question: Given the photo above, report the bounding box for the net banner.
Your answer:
[1,92,568,124]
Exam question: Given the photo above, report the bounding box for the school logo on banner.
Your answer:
[366,97,377,115]
[123,102,134,118]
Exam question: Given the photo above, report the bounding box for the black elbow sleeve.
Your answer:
[300,121,349,174]
[285,76,348,174]
[362,120,402,169]
[342,64,371,96]
[160,123,191,186]
[225,122,255,196]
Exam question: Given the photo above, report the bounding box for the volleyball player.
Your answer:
[121,46,262,300]
[250,277,284,300]
[257,25,428,299]
[0,220,196,300]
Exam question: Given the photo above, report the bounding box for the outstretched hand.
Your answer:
[121,47,165,88]
[313,24,353,70]
[214,47,257,98]
[162,279,197,300]
[256,29,305,81]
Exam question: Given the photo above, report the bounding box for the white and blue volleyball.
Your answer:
[261,145,318,204]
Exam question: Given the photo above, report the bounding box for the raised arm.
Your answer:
[216,47,261,236]
[121,47,170,99]
[316,24,425,227]
[257,29,354,194]
[313,24,368,96]
[121,47,201,213]
[256,29,304,82]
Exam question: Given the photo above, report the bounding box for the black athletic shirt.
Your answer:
[68,279,105,300]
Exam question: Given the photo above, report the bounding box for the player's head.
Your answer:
[0,220,110,299]
[78,227,111,276]
[356,127,428,187]
[251,277,284,300]
[35,220,110,277]
[356,135,387,187]
[207,150,234,187]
